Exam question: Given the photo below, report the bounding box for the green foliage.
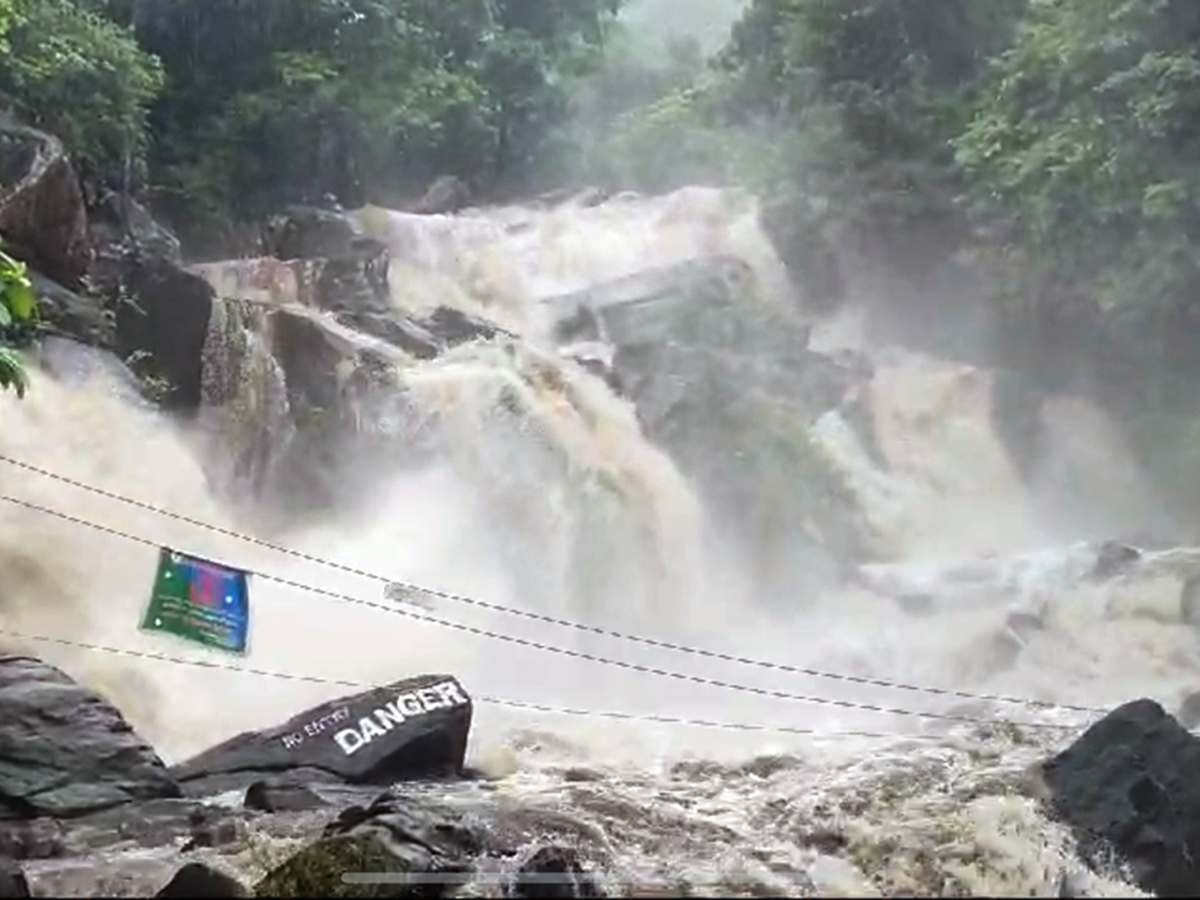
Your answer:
[131,0,624,245]
[0,247,36,398]
[957,0,1200,333]
[0,0,164,185]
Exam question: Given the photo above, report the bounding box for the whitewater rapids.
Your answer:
[0,185,1187,895]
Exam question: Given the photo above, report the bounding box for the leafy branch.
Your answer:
[0,247,37,398]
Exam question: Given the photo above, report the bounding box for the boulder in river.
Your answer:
[253,792,480,897]
[155,862,247,898]
[0,655,180,820]
[513,846,603,899]
[263,206,361,261]
[171,674,473,796]
[1042,698,1200,896]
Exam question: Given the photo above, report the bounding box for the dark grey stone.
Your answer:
[1042,699,1200,897]
[171,675,472,791]
[0,656,180,821]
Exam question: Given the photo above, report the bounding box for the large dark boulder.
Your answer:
[171,675,473,796]
[1041,699,1200,896]
[410,175,472,215]
[264,206,360,261]
[253,792,480,898]
[113,257,215,410]
[155,863,247,898]
[85,191,215,409]
[0,655,181,820]
[0,121,91,289]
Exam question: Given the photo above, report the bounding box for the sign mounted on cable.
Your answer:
[141,548,251,654]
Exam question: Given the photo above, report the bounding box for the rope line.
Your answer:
[0,492,1083,731]
[0,626,1067,742]
[0,454,1105,715]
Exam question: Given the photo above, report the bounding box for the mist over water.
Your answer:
[0,185,1187,894]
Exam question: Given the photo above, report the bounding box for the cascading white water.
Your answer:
[0,185,1188,895]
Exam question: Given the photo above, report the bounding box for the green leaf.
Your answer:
[4,279,35,321]
[0,301,10,327]
[0,346,27,398]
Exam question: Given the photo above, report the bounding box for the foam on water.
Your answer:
[0,186,1186,895]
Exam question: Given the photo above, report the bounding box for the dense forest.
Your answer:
[2,0,1200,503]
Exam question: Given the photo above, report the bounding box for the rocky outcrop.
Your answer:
[113,257,216,410]
[171,674,473,797]
[1042,699,1200,896]
[541,256,873,601]
[0,121,91,289]
[0,656,180,820]
[253,792,480,897]
[410,175,472,215]
[83,191,216,409]
[757,197,845,313]
[263,206,360,261]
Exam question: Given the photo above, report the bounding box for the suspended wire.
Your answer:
[0,491,1085,731]
[0,625,1072,743]
[0,453,1106,715]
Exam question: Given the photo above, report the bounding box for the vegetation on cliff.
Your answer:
[0,246,36,396]
[0,0,1199,498]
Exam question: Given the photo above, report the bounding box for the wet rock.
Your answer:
[244,779,330,814]
[113,257,215,409]
[0,862,29,899]
[28,273,113,348]
[31,336,145,407]
[337,312,440,360]
[171,675,472,793]
[0,121,91,289]
[560,768,604,784]
[306,237,391,316]
[1090,541,1142,581]
[180,817,242,851]
[418,306,506,347]
[1042,698,1200,896]
[411,175,472,215]
[758,197,844,313]
[89,193,182,268]
[254,793,479,898]
[540,257,865,600]
[70,798,223,851]
[87,193,218,408]
[512,846,602,899]
[270,307,395,418]
[1177,692,1200,730]
[796,826,847,856]
[0,656,180,821]
[155,862,247,898]
[0,818,65,860]
[264,206,360,261]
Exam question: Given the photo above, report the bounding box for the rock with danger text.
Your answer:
[169,674,473,791]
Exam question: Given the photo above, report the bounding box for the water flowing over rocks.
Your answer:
[8,184,1197,898]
